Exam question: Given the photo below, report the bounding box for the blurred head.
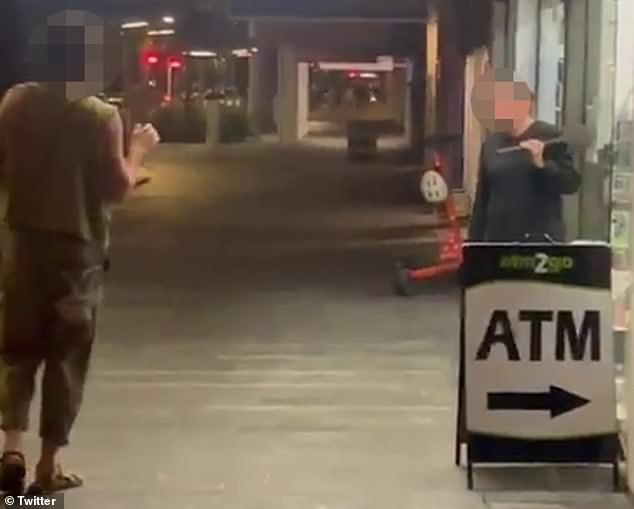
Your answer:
[23,9,121,101]
[471,68,534,133]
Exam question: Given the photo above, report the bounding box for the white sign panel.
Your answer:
[466,281,617,440]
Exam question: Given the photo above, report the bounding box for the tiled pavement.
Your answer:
[12,143,631,508]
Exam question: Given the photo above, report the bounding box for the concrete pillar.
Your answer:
[410,54,426,160]
[403,63,414,145]
[437,1,466,189]
[205,99,221,149]
[463,47,490,203]
[560,0,586,240]
[575,0,618,241]
[276,45,302,145]
[297,62,310,139]
[425,14,440,142]
[248,42,278,134]
[247,46,260,130]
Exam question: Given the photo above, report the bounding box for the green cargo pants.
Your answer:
[0,231,104,446]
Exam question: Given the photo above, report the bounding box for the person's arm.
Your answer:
[539,143,581,195]
[468,148,489,241]
[520,139,581,195]
[104,111,159,203]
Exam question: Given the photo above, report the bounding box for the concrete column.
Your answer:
[464,47,490,203]
[425,14,440,142]
[248,43,278,134]
[437,1,467,189]
[297,62,310,139]
[403,62,414,145]
[577,0,618,241]
[409,51,426,160]
[277,45,300,144]
[205,99,221,149]
[561,0,587,240]
[247,43,260,130]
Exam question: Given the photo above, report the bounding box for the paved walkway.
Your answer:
[12,143,630,508]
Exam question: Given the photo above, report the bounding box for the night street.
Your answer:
[11,142,622,508]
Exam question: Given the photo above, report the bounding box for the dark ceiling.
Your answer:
[227,0,427,20]
[22,0,210,22]
[15,0,247,49]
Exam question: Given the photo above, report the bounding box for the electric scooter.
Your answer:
[394,149,464,296]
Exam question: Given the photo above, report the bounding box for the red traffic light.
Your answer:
[147,55,159,65]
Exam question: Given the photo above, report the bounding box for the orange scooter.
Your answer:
[395,150,464,296]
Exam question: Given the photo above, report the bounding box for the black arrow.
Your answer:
[487,386,590,418]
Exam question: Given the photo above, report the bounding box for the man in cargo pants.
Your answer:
[0,11,159,494]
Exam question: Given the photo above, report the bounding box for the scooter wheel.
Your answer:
[395,266,415,296]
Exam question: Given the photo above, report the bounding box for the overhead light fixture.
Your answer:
[162,15,175,24]
[318,61,394,72]
[232,49,251,58]
[148,29,175,36]
[184,50,217,58]
[121,21,149,29]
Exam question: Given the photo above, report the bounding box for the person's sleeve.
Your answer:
[539,142,581,195]
[468,147,488,241]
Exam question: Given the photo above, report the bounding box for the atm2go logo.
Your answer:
[499,253,575,275]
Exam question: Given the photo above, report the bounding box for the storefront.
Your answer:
[611,0,634,490]
[489,0,634,488]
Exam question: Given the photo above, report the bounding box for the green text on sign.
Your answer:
[499,253,575,275]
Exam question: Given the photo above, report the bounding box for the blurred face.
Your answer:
[24,9,121,102]
[493,81,532,130]
[471,69,533,133]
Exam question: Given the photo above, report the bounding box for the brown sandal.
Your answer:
[27,465,83,494]
[0,451,26,494]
